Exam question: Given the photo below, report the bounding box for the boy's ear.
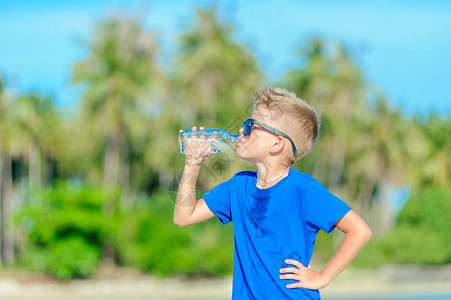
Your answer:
[270,136,286,154]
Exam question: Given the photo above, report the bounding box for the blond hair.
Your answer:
[252,87,320,164]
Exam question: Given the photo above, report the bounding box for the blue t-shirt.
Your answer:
[203,168,351,300]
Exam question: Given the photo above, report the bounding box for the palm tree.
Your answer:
[322,43,367,192]
[417,114,451,188]
[285,39,367,192]
[345,94,429,233]
[72,12,166,209]
[2,92,63,264]
[173,4,262,127]
[7,94,60,190]
[285,38,330,105]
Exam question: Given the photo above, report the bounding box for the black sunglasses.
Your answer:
[242,118,298,154]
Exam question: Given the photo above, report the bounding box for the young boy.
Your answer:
[174,87,372,299]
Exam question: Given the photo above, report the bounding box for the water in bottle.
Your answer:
[179,128,240,155]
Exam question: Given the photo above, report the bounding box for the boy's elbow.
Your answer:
[367,227,373,240]
[173,216,184,227]
[348,222,372,244]
[361,225,372,243]
[173,216,190,227]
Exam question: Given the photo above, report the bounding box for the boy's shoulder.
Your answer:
[290,168,316,180]
[288,169,319,189]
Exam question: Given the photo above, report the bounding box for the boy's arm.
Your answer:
[173,164,215,227]
[280,210,372,289]
[173,127,216,227]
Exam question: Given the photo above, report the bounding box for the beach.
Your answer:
[1,265,450,300]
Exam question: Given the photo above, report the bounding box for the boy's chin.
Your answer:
[236,151,255,163]
[236,146,247,157]
[236,149,247,160]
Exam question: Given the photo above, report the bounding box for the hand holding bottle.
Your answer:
[179,127,239,159]
[180,126,217,166]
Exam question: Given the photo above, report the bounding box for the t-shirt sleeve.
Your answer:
[202,178,232,225]
[303,179,351,233]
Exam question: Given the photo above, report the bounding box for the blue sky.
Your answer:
[1,0,451,116]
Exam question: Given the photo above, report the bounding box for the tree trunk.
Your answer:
[28,141,42,190]
[102,135,121,214]
[358,174,378,230]
[376,181,396,235]
[119,144,133,211]
[328,89,351,193]
[0,155,14,265]
[103,137,120,189]
[328,135,346,193]
[102,123,128,214]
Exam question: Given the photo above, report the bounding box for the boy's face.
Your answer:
[236,106,280,163]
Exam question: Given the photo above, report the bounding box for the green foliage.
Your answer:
[17,185,234,279]
[352,187,451,267]
[380,225,447,265]
[384,187,451,264]
[398,188,451,231]
[28,236,101,280]
[16,182,112,279]
[115,189,234,277]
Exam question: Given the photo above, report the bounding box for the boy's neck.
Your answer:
[255,163,290,189]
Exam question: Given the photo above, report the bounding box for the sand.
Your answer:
[1,265,450,300]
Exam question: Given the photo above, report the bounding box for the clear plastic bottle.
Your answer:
[179,128,239,155]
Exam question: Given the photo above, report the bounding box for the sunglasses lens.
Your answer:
[243,119,253,136]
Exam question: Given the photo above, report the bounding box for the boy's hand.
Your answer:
[181,126,216,166]
[279,259,327,290]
